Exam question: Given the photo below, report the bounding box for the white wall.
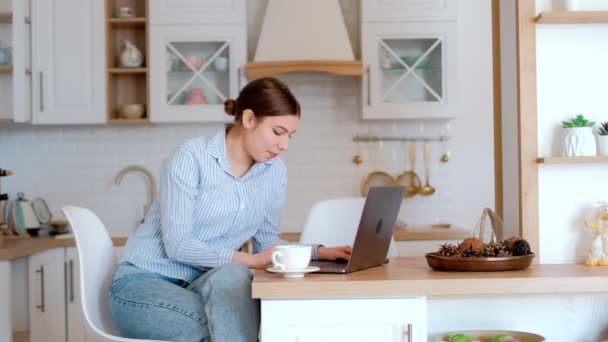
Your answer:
[0,1,494,239]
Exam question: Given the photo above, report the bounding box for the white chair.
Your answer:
[299,198,399,257]
[61,206,166,342]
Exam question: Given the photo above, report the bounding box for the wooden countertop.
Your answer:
[252,257,608,299]
[0,236,128,260]
[0,227,469,261]
[282,227,470,243]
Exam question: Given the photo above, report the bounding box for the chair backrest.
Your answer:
[299,198,399,257]
[62,206,121,339]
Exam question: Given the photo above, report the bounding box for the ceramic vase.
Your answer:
[562,127,597,156]
[120,40,143,68]
[597,135,608,156]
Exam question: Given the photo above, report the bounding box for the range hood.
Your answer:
[245,0,362,78]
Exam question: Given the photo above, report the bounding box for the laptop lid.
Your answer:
[312,186,404,274]
[343,186,404,273]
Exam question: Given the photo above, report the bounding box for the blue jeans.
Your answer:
[109,262,260,342]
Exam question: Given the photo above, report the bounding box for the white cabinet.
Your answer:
[66,247,97,342]
[361,21,457,120]
[0,0,31,123]
[27,246,125,342]
[28,248,66,342]
[362,0,457,22]
[31,0,105,124]
[150,0,245,25]
[261,298,427,342]
[149,25,245,123]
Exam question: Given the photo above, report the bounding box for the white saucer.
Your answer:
[265,266,320,278]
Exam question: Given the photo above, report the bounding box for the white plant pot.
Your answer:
[597,135,608,156]
[562,127,597,156]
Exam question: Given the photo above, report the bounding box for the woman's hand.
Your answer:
[232,247,274,269]
[317,246,352,261]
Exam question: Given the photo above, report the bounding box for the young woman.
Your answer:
[109,77,352,342]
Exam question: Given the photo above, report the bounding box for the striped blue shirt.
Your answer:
[122,126,318,282]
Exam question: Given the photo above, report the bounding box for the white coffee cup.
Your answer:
[271,245,311,271]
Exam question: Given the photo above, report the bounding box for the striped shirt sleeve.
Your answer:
[160,146,235,268]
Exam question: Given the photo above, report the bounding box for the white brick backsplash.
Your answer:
[1,73,491,236]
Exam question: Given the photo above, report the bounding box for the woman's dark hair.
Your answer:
[224,77,300,122]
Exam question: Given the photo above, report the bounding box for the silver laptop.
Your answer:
[310,186,405,274]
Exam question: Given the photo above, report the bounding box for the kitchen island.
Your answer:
[253,257,608,341]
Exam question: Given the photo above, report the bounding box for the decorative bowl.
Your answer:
[425,253,535,272]
[435,330,545,342]
[119,104,145,119]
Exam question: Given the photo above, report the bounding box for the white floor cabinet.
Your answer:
[261,297,427,342]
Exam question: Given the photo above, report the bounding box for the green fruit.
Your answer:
[449,334,472,342]
[492,334,515,342]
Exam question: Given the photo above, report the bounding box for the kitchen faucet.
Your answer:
[114,165,157,223]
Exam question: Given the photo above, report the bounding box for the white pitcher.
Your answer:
[120,40,143,68]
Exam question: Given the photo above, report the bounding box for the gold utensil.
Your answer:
[359,141,395,197]
[440,136,450,162]
[395,142,420,198]
[420,143,436,196]
[360,171,395,197]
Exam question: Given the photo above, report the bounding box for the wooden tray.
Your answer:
[425,253,535,272]
[435,330,545,342]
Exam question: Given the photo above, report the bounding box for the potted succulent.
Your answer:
[597,121,608,156]
[561,114,596,157]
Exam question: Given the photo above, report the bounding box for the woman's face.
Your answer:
[243,112,299,162]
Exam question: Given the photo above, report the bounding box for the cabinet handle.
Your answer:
[238,67,242,90]
[35,266,45,313]
[39,71,44,112]
[69,259,74,303]
[366,65,371,106]
[402,323,413,342]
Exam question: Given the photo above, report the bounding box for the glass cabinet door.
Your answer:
[165,40,230,107]
[362,22,456,120]
[378,37,443,104]
[150,25,244,123]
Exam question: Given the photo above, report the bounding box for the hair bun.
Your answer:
[224,99,237,116]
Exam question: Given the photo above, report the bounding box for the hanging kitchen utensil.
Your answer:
[420,143,436,196]
[440,135,450,162]
[360,141,395,197]
[352,142,364,165]
[395,142,421,198]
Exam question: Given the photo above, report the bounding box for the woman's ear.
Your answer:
[242,109,256,130]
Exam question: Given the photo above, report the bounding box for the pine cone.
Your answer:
[512,239,531,256]
[458,237,485,253]
[461,246,484,257]
[437,243,459,257]
[505,236,524,250]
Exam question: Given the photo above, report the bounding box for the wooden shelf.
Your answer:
[12,330,28,342]
[536,156,608,164]
[106,0,149,123]
[245,60,363,78]
[0,11,11,23]
[108,67,147,74]
[108,118,149,125]
[108,17,146,27]
[0,65,13,73]
[0,118,13,123]
[534,11,608,24]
